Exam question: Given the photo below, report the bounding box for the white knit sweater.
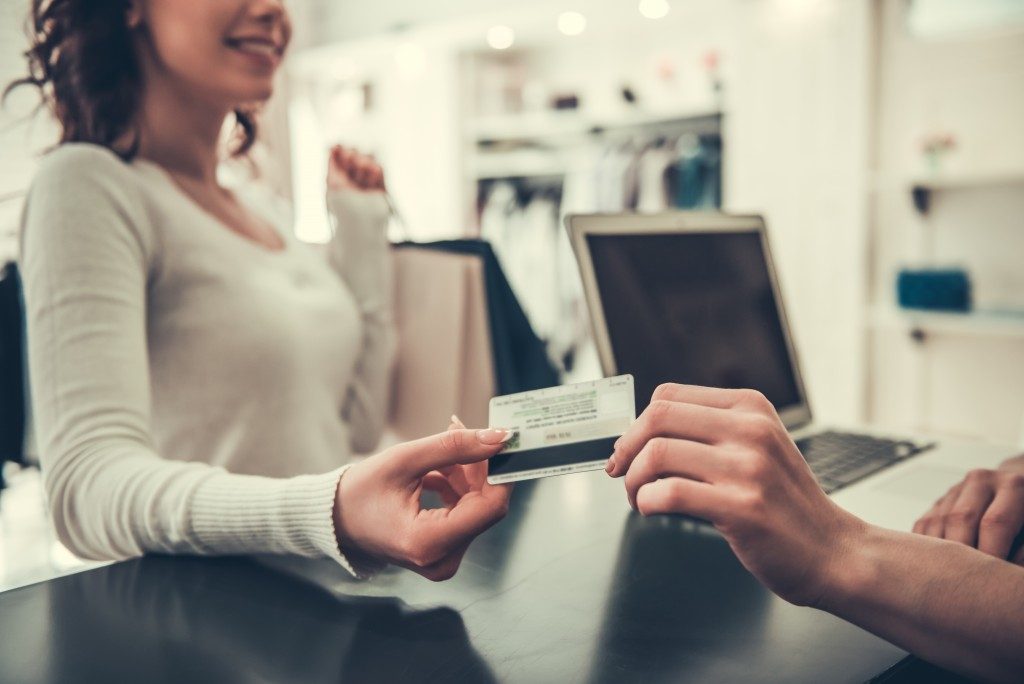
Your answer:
[19,143,395,576]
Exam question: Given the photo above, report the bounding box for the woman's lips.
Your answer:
[224,37,283,67]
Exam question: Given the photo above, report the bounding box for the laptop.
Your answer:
[565,211,1017,532]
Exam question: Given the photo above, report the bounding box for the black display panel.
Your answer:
[586,231,803,412]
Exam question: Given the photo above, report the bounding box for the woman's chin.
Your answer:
[222,80,276,109]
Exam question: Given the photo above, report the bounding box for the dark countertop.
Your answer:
[0,471,913,683]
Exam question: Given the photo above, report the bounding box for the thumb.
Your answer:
[392,428,512,478]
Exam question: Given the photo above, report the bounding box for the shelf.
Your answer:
[868,306,1024,340]
[471,108,723,146]
[905,170,1024,214]
[472,151,569,180]
[909,170,1024,192]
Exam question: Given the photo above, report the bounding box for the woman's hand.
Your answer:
[333,424,512,581]
[607,383,866,607]
[913,455,1024,564]
[327,145,385,193]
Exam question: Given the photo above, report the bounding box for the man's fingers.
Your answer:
[912,503,939,535]
[941,475,995,547]
[1011,537,1024,567]
[635,477,724,521]
[610,400,741,478]
[391,429,511,478]
[922,486,959,538]
[650,384,774,414]
[624,439,726,510]
[977,482,1024,559]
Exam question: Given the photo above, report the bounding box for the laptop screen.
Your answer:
[585,230,803,413]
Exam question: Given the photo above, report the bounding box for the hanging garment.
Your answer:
[507,194,561,342]
[636,143,676,213]
[667,134,723,210]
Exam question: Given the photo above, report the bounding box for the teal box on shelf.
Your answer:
[896,269,972,312]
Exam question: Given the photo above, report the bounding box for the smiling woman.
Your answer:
[6,0,276,157]
[8,0,513,584]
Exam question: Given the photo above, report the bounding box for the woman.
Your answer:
[13,0,511,581]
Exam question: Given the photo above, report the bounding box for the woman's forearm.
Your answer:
[823,523,1024,682]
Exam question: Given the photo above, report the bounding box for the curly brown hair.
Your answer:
[4,0,257,159]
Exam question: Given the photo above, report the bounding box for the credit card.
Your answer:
[487,375,635,484]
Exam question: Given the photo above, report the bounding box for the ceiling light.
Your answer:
[638,0,670,20]
[557,11,587,36]
[487,25,515,50]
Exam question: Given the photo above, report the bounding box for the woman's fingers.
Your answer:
[389,428,511,479]
[422,472,461,508]
[635,477,725,521]
[411,487,511,568]
[942,472,996,547]
[413,541,473,582]
[623,438,727,510]
[328,145,385,191]
[977,479,1024,559]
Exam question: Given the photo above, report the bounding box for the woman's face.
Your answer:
[132,0,292,109]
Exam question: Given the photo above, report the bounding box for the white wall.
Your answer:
[868,0,1024,443]
[726,0,873,425]
[0,0,57,262]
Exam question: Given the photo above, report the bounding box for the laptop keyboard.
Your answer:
[795,431,934,494]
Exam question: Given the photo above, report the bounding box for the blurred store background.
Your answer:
[2,0,1024,587]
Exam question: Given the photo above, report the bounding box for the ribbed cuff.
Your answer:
[189,466,372,579]
[326,189,390,234]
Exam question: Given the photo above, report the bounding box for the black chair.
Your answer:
[0,262,26,491]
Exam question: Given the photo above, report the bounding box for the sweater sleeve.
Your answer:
[19,145,365,576]
[326,190,396,454]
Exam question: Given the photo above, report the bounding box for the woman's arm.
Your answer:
[325,147,396,454]
[609,383,1024,683]
[21,146,356,570]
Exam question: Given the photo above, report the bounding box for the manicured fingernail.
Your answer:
[605,456,616,474]
[477,428,512,445]
[450,414,466,428]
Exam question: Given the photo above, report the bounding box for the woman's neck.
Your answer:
[133,60,229,185]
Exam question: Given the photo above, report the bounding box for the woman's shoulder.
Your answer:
[30,142,144,208]
[23,143,157,256]
[36,142,133,180]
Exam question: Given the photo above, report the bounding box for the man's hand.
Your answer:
[334,426,512,581]
[913,455,1024,564]
[607,383,866,607]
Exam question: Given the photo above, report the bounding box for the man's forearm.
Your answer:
[821,524,1024,683]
